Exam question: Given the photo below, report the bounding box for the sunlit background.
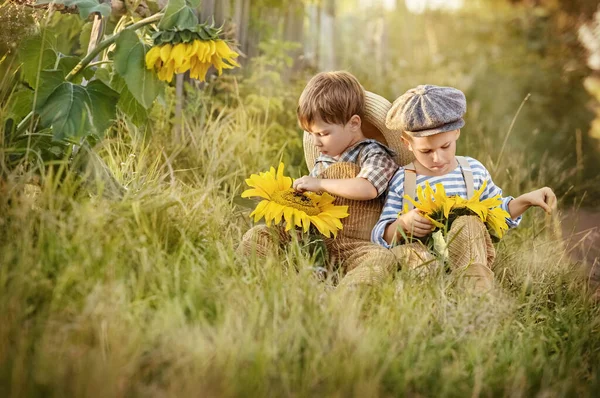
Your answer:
[226,0,600,205]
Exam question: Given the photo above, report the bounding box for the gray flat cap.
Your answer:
[386,85,466,137]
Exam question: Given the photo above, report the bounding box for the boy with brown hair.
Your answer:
[372,84,557,292]
[240,71,414,288]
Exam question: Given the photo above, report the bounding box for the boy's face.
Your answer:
[306,115,362,158]
[404,129,460,175]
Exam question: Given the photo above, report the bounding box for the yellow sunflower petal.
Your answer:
[159,43,172,62]
[171,43,187,69]
[276,163,286,190]
[250,200,269,223]
[283,207,295,231]
[310,216,332,238]
[320,205,349,219]
[319,213,344,230]
[301,212,311,233]
[145,46,161,69]
[241,188,270,200]
[425,215,445,229]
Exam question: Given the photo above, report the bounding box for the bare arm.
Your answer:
[507,187,557,219]
[293,176,378,200]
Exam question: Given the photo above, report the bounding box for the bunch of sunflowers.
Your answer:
[145,23,240,82]
[402,181,510,239]
[241,163,350,238]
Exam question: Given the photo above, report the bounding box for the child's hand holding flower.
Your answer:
[293,176,323,193]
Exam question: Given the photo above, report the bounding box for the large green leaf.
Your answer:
[36,0,111,19]
[35,77,118,140]
[35,70,66,108]
[8,89,34,121]
[19,35,57,89]
[86,80,120,133]
[158,0,198,31]
[118,85,149,126]
[114,30,161,110]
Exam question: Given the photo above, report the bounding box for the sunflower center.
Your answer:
[272,189,321,216]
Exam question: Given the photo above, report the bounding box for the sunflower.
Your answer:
[145,39,240,83]
[402,180,511,238]
[241,163,350,238]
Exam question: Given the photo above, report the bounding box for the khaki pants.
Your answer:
[238,224,397,287]
[391,215,496,291]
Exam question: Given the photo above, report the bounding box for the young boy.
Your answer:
[240,71,412,288]
[293,71,399,200]
[371,84,557,291]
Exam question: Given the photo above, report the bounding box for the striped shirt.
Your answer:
[309,139,398,197]
[371,156,521,248]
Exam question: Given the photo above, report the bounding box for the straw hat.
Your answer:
[303,91,414,170]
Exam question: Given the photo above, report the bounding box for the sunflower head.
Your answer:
[401,180,510,240]
[146,24,240,82]
[242,163,349,238]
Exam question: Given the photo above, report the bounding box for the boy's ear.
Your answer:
[401,135,412,150]
[456,129,461,139]
[348,114,361,130]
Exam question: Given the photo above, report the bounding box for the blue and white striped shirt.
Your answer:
[371,157,521,248]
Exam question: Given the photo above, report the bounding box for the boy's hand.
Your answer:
[509,186,558,219]
[398,209,434,238]
[293,176,322,193]
[525,187,557,214]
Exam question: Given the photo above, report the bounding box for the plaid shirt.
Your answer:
[309,139,398,197]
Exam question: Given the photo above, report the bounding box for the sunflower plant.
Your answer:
[402,180,511,240]
[241,163,350,238]
[10,0,240,144]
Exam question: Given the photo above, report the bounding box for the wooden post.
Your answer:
[284,2,305,76]
[82,13,104,86]
[173,73,184,144]
[319,0,336,71]
[305,2,319,68]
[201,0,216,23]
[215,0,230,26]
[234,0,250,59]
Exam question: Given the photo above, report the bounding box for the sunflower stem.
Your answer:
[65,13,164,82]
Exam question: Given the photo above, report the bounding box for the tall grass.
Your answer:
[1,69,600,398]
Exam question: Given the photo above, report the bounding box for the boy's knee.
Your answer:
[449,215,486,234]
[447,215,496,268]
[238,225,284,258]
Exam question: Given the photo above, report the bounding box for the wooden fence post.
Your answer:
[319,0,336,71]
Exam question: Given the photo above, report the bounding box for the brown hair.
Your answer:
[297,71,365,131]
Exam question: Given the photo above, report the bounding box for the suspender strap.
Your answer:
[403,158,474,210]
[456,156,474,199]
[403,162,417,211]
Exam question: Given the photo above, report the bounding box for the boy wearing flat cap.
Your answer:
[371,85,557,292]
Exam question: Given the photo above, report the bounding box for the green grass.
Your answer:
[1,79,600,397]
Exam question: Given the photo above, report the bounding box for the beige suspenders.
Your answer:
[456,156,474,199]
[403,156,474,211]
[403,162,417,211]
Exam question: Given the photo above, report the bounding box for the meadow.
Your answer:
[1,74,599,396]
[2,1,600,397]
